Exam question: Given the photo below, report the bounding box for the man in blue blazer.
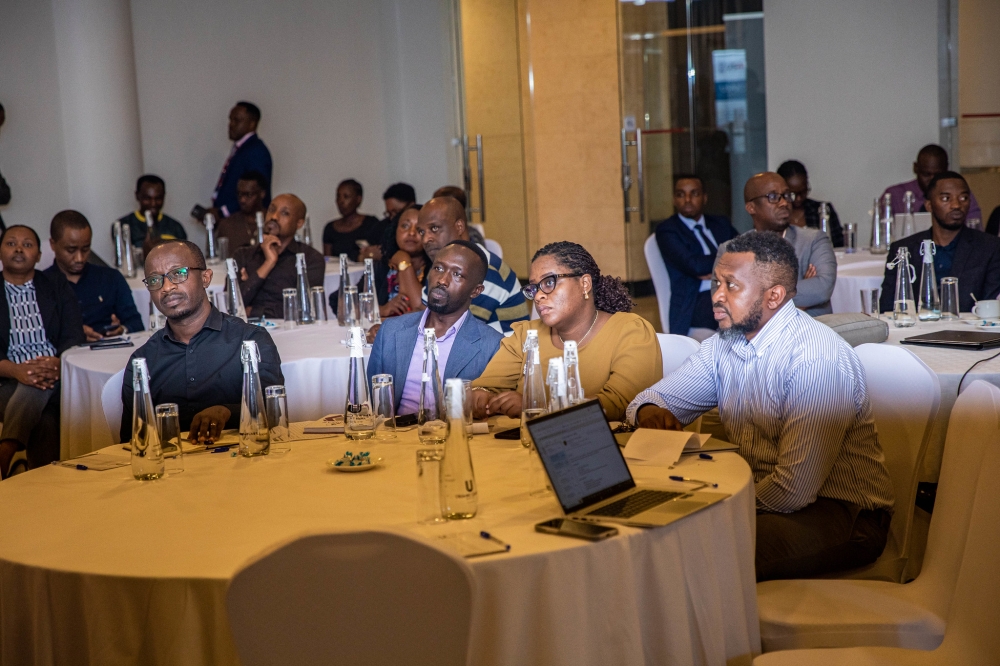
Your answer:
[655,174,739,336]
[213,101,273,217]
[367,241,502,413]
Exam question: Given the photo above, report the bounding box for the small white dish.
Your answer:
[326,457,383,473]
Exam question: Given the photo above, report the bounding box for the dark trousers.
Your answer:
[755,497,891,582]
[0,378,61,468]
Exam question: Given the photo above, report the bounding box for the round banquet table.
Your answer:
[125,257,365,328]
[60,322,366,459]
[830,249,887,314]
[0,433,759,666]
[882,315,1000,482]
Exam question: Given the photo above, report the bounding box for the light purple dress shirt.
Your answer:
[398,309,470,415]
[882,178,982,222]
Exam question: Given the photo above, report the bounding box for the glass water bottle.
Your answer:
[888,246,917,327]
[563,340,585,405]
[440,378,478,520]
[869,197,885,253]
[112,220,124,269]
[121,223,136,277]
[225,258,248,321]
[520,330,547,448]
[546,357,569,412]
[302,215,313,247]
[918,239,941,320]
[239,340,270,457]
[337,253,350,326]
[130,358,164,480]
[205,212,220,265]
[902,191,917,238]
[295,252,314,324]
[344,326,375,440]
[255,211,265,245]
[818,202,831,236]
[881,193,893,249]
[417,328,448,445]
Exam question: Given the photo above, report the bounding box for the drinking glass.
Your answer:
[371,374,397,440]
[342,286,360,327]
[416,449,446,524]
[310,286,328,323]
[265,385,290,448]
[282,288,298,329]
[217,237,230,265]
[845,223,857,254]
[155,403,183,474]
[967,217,983,231]
[860,287,880,317]
[940,277,960,320]
[360,293,379,330]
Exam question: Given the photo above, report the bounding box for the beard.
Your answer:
[935,216,965,232]
[718,294,765,340]
[426,286,455,315]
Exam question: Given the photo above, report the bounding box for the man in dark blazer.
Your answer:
[0,225,85,475]
[655,174,739,336]
[213,101,273,218]
[880,171,1000,314]
[367,241,502,412]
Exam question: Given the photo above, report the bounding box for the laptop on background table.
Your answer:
[525,400,729,528]
[901,330,1000,350]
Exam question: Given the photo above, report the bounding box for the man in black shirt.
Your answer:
[233,193,324,318]
[120,241,282,444]
[117,174,187,252]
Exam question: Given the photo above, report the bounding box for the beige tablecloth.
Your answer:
[0,433,759,666]
[60,323,366,459]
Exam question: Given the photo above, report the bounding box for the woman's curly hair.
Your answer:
[532,241,634,313]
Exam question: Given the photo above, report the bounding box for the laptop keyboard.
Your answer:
[586,490,684,518]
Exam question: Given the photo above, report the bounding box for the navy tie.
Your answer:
[694,224,717,254]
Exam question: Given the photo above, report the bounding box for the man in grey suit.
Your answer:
[719,172,837,316]
[367,241,503,413]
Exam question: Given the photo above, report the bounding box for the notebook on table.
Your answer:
[901,330,1000,350]
[525,400,729,528]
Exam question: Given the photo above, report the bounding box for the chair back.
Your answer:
[937,382,1000,659]
[483,238,503,259]
[918,380,1000,621]
[101,369,126,444]
[854,343,940,578]
[227,530,475,666]
[656,333,700,377]
[643,234,671,333]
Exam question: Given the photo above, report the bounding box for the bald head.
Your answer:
[264,193,307,241]
[744,172,793,233]
[145,240,206,272]
[417,197,469,259]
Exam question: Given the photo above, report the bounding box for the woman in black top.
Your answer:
[330,205,428,319]
[777,160,845,247]
[322,179,383,261]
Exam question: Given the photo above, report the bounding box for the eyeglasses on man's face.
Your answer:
[752,191,797,205]
[143,266,205,291]
[522,273,582,300]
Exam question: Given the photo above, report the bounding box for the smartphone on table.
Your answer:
[535,518,618,541]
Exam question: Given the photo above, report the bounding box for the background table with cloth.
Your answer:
[830,249,886,314]
[60,322,365,459]
[0,432,758,666]
[124,257,365,328]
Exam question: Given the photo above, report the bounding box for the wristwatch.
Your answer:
[397,260,411,272]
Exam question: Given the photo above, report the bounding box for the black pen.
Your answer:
[480,531,511,552]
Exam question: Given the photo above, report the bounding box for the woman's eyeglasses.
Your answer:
[143,266,204,291]
[522,273,582,300]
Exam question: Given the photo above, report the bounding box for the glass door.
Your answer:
[618,0,767,283]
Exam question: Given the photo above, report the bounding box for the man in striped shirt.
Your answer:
[628,231,894,581]
[417,197,530,334]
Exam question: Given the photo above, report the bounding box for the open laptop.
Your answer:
[526,400,729,528]
[901,330,1000,350]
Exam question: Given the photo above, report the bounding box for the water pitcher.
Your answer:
[917,239,941,320]
[225,258,248,321]
[439,378,478,519]
[239,340,270,456]
[417,328,448,445]
[130,358,164,480]
[888,246,917,327]
[295,252,314,324]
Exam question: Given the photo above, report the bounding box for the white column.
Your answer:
[50,0,143,262]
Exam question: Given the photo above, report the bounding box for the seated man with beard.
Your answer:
[626,231,894,582]
[366,241,502,414]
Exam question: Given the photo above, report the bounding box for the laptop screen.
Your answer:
[526,400,635,514]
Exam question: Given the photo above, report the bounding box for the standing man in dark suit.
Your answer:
[655,174,738,336]
[213,101,273,218]
[367,242,502,413]
[880,171,1000,314]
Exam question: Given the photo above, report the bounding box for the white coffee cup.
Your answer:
[972,299,1000,319]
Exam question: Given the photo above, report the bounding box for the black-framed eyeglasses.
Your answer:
[142,266,204,291]
[522,273,582,300]
[752,191,797,204]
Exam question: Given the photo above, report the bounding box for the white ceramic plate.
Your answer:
[326,457,383,473]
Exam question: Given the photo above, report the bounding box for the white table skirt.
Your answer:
[125,258,364,327]
[831,250,887,314]
[60,322,366,459]
[0,433,759,666]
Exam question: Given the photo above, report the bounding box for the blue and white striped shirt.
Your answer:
[627,300,894,513]
[5,281,57,364]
